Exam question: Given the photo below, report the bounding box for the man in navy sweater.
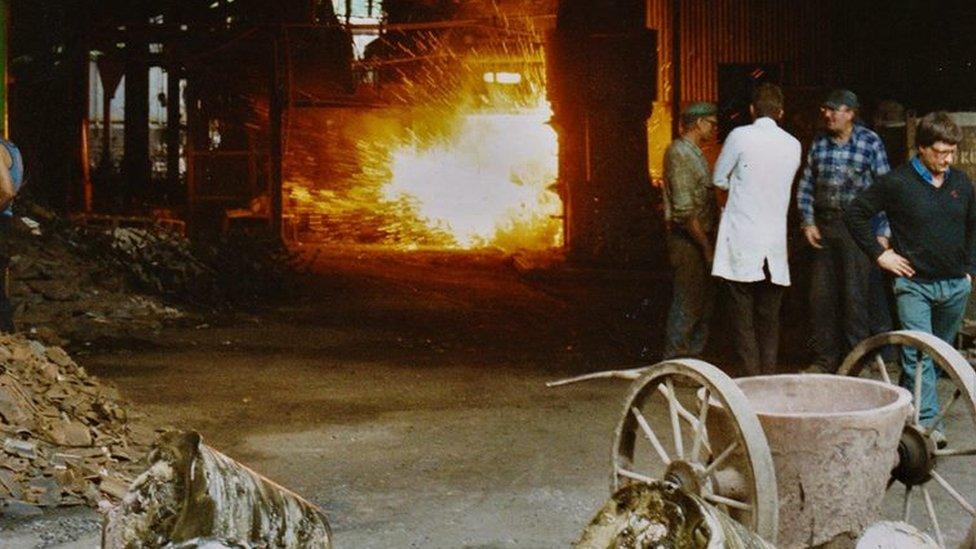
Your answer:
[845,111,976,436]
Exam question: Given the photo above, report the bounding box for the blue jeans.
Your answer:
[893,276,971,425]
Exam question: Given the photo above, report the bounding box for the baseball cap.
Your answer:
[823,89,859,110]
[682,102,718,119]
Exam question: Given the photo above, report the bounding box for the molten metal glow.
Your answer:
[382,103,560,249]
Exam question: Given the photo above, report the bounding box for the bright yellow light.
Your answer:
[495,72,522,85]
[382,100,560,249]
[482,72,522,85]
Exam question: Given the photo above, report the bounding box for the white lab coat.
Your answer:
[711,117,802,286]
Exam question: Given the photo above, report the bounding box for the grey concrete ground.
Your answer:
[1,507,100,548]
[79,250,637,548]
[2,250,974,547]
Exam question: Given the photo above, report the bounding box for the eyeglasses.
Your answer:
[820,106,851,114]
[702,118,719,127]
[926,146,956,158]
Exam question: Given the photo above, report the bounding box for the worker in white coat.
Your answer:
[711,83,802,375]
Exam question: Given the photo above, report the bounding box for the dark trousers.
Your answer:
[868,265,896,335]
[0,216,13,333]
[663,233,715,359]
[726,265,784,376]
[808,214,871,371]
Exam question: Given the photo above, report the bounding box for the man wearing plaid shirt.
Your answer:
[797,89,890,372]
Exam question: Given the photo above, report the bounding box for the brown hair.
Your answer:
[752,83,784,119]
[916,111,963,147]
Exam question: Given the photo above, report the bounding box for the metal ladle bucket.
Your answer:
[709,374,912,548]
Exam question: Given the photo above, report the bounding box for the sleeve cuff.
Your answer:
[872,245,887,261]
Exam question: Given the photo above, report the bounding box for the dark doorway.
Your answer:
[717,63,783,141]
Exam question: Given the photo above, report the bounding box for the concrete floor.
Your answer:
[3,249,975,547]
[85,250,647,548]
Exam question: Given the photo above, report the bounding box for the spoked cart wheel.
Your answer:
[610,359,779,544]
[839,330,976,547]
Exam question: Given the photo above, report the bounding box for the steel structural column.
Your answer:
[546,0,658,266]
[0,0,7,138]
[166,68,181,191]
[165,1,182,192]
[122,1,150,202]
[268,26,284,239]
[671,0,681,139]
[66,0,91,212]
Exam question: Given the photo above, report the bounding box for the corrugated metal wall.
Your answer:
[645,0,672,102]
[643,0,857,177]
[645,0,847,103]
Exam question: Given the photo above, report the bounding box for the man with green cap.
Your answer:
[662,101,719,359]
[797,88,891,373]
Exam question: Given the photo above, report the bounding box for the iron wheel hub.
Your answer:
[891,424,936,486]
[664,461,706,495]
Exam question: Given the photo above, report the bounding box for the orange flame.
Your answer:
[382,101,561,250]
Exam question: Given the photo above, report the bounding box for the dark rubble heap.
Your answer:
[0,334,153,514]
[7,208,188,347]
[93,224,303,307]
[5,201,304,346]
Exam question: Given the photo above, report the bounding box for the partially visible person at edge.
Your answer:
[796,89,891,373]
[711,83,802,375]
[0,138,22,333]
[661,102,719,360]
[845,111,975,444]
